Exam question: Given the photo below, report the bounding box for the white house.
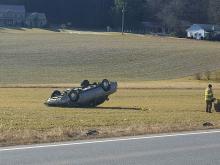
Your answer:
[0,4,47,27]
[186,24,220,40]
[0,5,25,26]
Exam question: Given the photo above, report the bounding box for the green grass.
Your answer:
[0,29,220,84]
[1,88,220,146]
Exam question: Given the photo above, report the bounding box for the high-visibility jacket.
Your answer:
[205,88,214,101]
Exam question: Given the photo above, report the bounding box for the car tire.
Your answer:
[101,79,110,91]
[68,90,79,102]
[81,80,90,88]
[51,90,61,98]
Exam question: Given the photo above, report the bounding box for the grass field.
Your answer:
[1,29,220,146]
[1,28,220,84]
[1,86,220,146]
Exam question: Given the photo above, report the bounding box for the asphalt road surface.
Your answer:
[1,130,220,165]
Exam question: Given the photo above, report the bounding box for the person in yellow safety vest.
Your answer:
[205,84,215,113]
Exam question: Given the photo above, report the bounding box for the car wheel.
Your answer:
[51,90,61,98]
[68,90,79,102]
[81,80,90,88]
[101,79,110,91]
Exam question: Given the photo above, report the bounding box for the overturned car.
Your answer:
[45,79,117,108]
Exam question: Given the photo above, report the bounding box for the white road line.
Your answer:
[1,130,220,152]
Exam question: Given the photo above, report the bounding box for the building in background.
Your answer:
[25,12,47,28]
[186,24,220,40]
[0,4,47,28]
[0,5,25,26]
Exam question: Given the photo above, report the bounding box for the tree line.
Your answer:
[1,0,220,32]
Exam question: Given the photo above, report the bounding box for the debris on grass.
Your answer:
[86,129,99,136]
[203,122,214,127]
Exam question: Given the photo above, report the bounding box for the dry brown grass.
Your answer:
[1,80,220,89]
[1,29,220,146]
[1,87,220,146]
[0,29,220,84]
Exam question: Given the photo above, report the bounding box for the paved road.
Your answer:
[1,130,220,165]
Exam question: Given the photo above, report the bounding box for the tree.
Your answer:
[145,0,169,21]
[209,0,220,24]
[112,0,146,29]
[0,0,218,32]
[157,0,209,34]
[157,0,184,33]
[183,0,208,23]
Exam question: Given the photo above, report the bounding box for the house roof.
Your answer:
[187,24,220,32]
[0,4,25,13]
[29,12,46,17]
[26,12,47,19]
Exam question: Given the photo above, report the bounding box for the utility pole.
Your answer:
[121,3,125,35]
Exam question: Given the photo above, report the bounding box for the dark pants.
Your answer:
[206,100,213,113]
